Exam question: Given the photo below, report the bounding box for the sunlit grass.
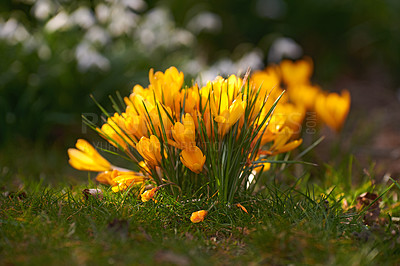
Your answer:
[2,159,400,265]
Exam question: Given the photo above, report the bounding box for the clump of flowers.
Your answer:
[252,57,351,132]
[68,59,351,221]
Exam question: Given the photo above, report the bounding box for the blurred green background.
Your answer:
[1,0,399,183]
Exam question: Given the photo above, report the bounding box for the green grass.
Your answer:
[2,161,400,266]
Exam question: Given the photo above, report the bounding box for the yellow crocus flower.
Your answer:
[125,93,155,116]
[136,135,163,167]
[171,113,196,149]
[255,103,288,146]
[111,170,147,192]
[174,85,200,120]
[180,146,206,174]
[110,111,146,142]
[280,58,313,87]
[288,84,321,111]
[250,66,285,102]
[275,103,306,133]
[254,162,271,173]
[209,82,229,117]
[265,127,303,156]
[68,139,112,172]
[214,93,246,137]
[146,104,172,139]
[148,66,184,110]
[315,90,351,132]
[129,84,155,103]
[98,114,135,150]
[95,170,117,186]
[225,74,243,104]
[252,155,271,173]
[124,93,169,139]
[201,109,214,139]
[123,109,148,141]
[201,75,243,108]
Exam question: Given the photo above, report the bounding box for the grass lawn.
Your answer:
[2,159,400,266]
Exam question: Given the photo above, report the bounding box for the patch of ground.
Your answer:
[335,67,400,178]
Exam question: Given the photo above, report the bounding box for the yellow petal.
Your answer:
[315,90,351,131]
[236,203,248,214]
[68,140,111,172]
[113,173,146,183]
[141,187,158,202]
[272,139,303,155]
[280,57,313,86]
[190,210,208,223]
[180,146,206,174]
[136,135,163,167]
[95,171,117,186]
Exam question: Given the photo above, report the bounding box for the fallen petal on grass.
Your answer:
[190,210,208,223]
[82,188,103,200]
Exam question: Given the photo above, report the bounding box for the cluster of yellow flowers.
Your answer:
[252,57,351,132]
[68,58,350,222]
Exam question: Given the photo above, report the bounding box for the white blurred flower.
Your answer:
[267,37,303,63]
[85,26,110,46]
[137,8,172,48]
[0,18,17,39]
[75,42,110,72]
[183,60,203,77]
[71,7,96,29]
[187,12,222,34]
[22,35,38,52]
[199,59,235,82]
[0,18,30,44]
[174,29,194,46]
[122,0,147,12]
[136,8,193,51]
[236,49,264,74]
[37,44,51,60]
[95,4,110,24]
[32,0,55,20]
[45,11,71,32]
[108,6,138,36]
[198,49,264,82]
[139,28,154,45]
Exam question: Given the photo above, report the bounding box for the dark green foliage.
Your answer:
[1,0,399,145]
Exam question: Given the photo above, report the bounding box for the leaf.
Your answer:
[356,192,382,225]
[82,188,103,200]
[2,191,27,200]
[236,203,249,214]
